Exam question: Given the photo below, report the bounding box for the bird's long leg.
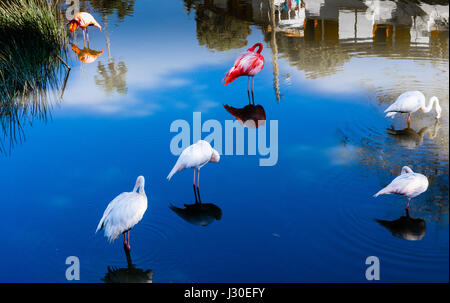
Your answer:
[247,76,250,92]
[251,77,255,104]
[406,198,411,210]
[82,29,86,46]
[407,113,411,128]
[196,169,202,203]
[193,169,198,203]
[123,233,128,251]
[127,231,130,251]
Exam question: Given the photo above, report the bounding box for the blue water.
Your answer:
[0,0,448,282]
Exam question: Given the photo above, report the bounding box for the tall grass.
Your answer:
[0,0,69,153]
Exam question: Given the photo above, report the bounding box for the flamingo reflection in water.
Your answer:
[223,87,266,129]
[170,186,222,227]
[71,44,103,64]
[376,209,426,241]
[387,119,440,150]
[102,243,153,283]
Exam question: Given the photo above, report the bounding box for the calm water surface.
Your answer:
[0,0,448,282]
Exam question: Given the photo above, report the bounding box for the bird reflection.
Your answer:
[71,44,103,64]
[169,187,222,227]
[102,245,153,283]
[376,209,426,241]
[223,91,266,129]
[387,119,440,150]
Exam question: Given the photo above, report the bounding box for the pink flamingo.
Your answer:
[68,12,102,44]
[223,43,265,95]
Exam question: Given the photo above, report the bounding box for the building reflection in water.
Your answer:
[184,0,448,94]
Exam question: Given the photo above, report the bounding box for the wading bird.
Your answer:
[96,176,147,251]
[223,43,265,95]
[374,166,428,210]
[384,91,441,126]
[68,12,102,43]
[167,140,220,202]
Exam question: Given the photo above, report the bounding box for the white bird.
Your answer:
[374,166,429,210]
[167,140,220,201]
[96,176,147,251]
[384,91,441,126]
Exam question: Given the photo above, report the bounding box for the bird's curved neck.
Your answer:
[133,184,145,195]
[422,97,438,113]
[249,43,263,54]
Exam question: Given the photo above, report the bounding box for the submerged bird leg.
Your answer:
[197,186,202,204]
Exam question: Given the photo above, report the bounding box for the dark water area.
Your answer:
[0,0,448,282]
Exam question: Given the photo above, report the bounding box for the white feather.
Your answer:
[96,176,147,242]
[374,166,428,199]
[167,140,220,180]
[384,91,425,116]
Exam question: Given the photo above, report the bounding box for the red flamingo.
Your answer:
[223,43,265,94]
[68,12,102,44]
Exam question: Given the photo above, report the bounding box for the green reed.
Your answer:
[0,0,70,153]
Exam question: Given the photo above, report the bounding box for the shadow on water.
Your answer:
[376,209,426,241]
[102,245,153,283]
[223,89,266,128]
[387,119,440,150]
[0,0,71,154]
[169,187,222,227]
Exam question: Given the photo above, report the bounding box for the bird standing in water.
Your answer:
[223,43,265,98]
[96,176,147,252]
[167,140,220,202]
[384,91,441,127]
[68,12,102,44]
[374,166,428,210]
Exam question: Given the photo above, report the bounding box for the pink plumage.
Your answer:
[223,43,264,85]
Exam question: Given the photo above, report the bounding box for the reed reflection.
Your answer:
[387,120,440,150]
[376,209,426,241]
[102,245,153,283]
[169,188,222,227]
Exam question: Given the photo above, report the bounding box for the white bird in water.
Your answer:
[167,140,220,202]
[384,91,441,126]
[96,176,147,251]
[374,166,429,210]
